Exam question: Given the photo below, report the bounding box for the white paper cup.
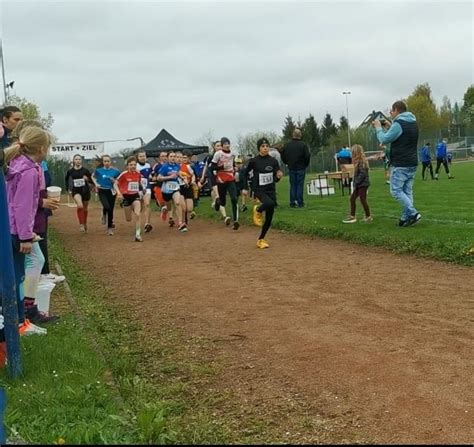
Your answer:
[46,186,62,198]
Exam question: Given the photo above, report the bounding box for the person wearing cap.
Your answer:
[210,137,240,230]
[242,137,283,249]
[281,128,310,208]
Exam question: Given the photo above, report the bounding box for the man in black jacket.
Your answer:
[281,128,310,208]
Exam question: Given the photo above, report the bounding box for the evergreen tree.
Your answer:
[339,115,349,131]
[320,113,337,146]
[301,114,321,154]
[282,115,296,142]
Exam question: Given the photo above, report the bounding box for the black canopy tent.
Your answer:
[137,129,208,157]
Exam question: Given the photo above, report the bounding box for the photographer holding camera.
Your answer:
[373,100,421,227]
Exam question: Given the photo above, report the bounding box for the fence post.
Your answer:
[0,169,22,378]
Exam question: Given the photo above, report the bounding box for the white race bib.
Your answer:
[259,172,273,186]
[163,181,179,193]
[128,181,140,192]
[73,178,85,188]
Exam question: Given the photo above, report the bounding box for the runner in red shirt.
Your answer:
[115,156,144,242]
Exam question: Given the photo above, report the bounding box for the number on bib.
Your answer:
[259,172,273,186]
[128,181,140,192]
[163,181,179,193]
[73,178,85,188]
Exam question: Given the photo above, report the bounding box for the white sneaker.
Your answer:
[19,320,47,336]
[41,273,65,284]
[79,224,85,233]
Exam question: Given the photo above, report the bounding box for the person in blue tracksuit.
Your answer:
[419,143,434,180]
[434,139,454,180]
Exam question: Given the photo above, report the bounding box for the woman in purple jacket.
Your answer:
[4,127,51,327]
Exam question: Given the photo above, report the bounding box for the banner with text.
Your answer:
[50,142,105,160]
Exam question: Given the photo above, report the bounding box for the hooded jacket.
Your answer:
[376,112,419,167]
[6,155,41,242]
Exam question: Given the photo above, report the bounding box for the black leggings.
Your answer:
[422,162,434,179]
[350,186,370,217]
[217,181,238,222]
[435,157,450,175]
[255,191,276,240]
[39,219,50,274]
[98,189,117,228]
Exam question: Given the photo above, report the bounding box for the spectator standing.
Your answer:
[374,100,421,227]
[420,142,434,180]
[434,139,454,180]
[281,128,310,208]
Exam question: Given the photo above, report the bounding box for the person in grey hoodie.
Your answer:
[373,100,421,227]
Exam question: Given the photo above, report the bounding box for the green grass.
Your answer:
[199,161,474,266]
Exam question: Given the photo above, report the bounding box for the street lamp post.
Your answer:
[342,91,351,148]
[0,38,8,105]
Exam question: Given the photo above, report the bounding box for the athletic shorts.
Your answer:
[122,193,140,207]
[180,185,193,200]
[71,188,91,202]
[162,191,179,203]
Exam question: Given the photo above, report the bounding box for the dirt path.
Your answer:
[52,204,473,444]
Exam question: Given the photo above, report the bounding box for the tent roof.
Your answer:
[137,129,208,156]
[359,110,391,127]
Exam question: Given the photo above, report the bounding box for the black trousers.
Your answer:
[217,181,238,222]
[255,190,277,240]
[422,161,434,179]
[98,189,117,228]
[435,157,450,175]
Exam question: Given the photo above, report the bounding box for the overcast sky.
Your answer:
[1,0,473,152]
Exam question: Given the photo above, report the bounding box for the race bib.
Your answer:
[128,181,140,192]
[73,178,85,188]
[140,178,148,189]
[259,172,273,186]
[162,181,179,193]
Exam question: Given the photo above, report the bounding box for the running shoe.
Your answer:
[135,235,144,242]
[107,228,114,236]
[256,239,270,249]
[144,223,153,233]
[19,320,47,336]
[84,224,88,233]
[178,223,188,233]
[214,197,221,212]
[342,217,357,224]
[232,221,240,230]
[160,206,168,222]
[79,224,85,232]
[405,213,422,227]
[253,205,263,227]
[190,211,197,220]
[224,216,231,226]
[41,273,65,284]
[363,216,374,223]
[30,312,60,325]
[101,215,106,225]
[168,217,175,228]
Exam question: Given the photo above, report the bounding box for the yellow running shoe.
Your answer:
[256,239,270,249]
[253,205,264,227]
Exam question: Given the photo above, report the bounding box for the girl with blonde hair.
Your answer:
[342,144,373,224]
[5,126,52,333]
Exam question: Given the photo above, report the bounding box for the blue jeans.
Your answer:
[390,166,418,220]
[289,169,306,206]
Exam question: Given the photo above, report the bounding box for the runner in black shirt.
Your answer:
[65,154,93,232]
[242,137,283,249]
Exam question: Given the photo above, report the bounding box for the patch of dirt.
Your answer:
[52,203,474,444]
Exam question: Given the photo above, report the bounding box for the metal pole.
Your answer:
[343,91,351,148]
[0,169,22,378]
[0,38,8,105]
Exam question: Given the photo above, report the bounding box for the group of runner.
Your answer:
[65,136,282,248]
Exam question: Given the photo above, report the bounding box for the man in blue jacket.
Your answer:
[420,142,434,180]
[373,100,421,227]
[434,139,454,180]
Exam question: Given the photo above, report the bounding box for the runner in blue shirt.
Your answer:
[434,139,454,180]
[419,142,434,180]
[92,155,121,235]
[157,151,187,232]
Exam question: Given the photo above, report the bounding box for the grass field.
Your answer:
[199,161,474,266]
